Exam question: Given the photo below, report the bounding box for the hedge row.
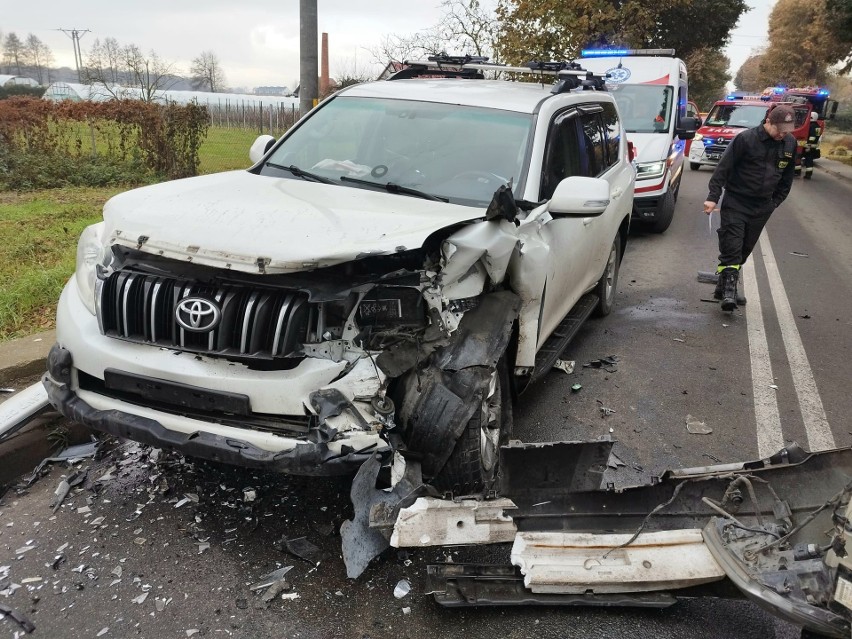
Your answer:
[0,97,209,190]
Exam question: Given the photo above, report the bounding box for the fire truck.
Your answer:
[687,86,839,171]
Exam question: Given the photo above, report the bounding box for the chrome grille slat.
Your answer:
[98,271,310,360]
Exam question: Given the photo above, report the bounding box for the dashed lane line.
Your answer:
[742,259,785,458]
[760,234,835,451]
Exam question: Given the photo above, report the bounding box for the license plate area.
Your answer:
[103,369,251,415]
[707,153,722,160]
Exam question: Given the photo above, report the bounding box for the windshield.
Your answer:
[704,104,767,128]
[607,85,673,134]
[261,96,533,207]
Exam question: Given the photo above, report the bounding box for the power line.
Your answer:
[57,28,90,82]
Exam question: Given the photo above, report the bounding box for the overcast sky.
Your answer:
[5,0,773,90]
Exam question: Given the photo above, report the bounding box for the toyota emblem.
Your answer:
[175,297,221,333]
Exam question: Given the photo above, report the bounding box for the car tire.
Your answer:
[648,189,675,233]
[690,162,701,171]
[593,236,621,317]
[432,358,512,495]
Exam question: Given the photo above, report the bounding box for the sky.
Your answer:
[4,0,774,90]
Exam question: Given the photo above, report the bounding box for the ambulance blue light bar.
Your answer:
[580,48,676,57]
[818,89,830,95]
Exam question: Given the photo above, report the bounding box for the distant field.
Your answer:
[0,187,122,341]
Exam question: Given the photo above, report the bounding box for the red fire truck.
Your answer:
[687,87,839,171]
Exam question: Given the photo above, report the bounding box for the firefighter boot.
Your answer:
[720,267,739,312]
[713,273,724,301]
[804,168,813,180]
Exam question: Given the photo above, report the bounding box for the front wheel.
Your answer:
[648,189,675,233]
[690,162,701,171]
[593,236,621,317]
[432,359,512,495]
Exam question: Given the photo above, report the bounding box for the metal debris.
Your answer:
[552,360,575,375]
[685,414,713,435]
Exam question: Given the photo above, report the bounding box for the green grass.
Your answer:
[0,187,122,341]
[198,126,266,174]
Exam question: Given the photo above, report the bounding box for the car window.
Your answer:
[580,112,606,176]
[793,108,808,128]
[541,111,585,200]
[607,84,673,134]
[261,96,533,208]
[600,102,620,169]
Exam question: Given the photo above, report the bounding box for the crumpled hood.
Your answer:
[102,171,484,274]
[628,133,674,164]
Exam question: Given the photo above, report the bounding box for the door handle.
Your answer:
[612,188,624,200]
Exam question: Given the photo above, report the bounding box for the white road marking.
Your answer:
[760,234,835,451]
[741,260,785,457]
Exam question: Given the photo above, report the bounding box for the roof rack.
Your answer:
[386,54,609,93]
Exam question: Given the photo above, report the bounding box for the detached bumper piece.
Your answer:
[43,346,380,476]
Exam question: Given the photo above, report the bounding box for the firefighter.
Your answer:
[702,105,797,312]
[802,111,822,179]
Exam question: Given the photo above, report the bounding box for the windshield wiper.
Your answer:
[266,162,337,185]
[340,176,449,203]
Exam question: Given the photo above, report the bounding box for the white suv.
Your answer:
[45,60,635,495]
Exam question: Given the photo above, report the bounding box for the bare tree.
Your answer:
[83,39,180,102]
[369,31,446,67]
[24,34,54,84]
[3,32,25,75]
[190,50,226,92]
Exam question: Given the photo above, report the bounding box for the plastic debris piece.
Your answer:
[197,543,210,555]
[97,627,109,636]
[55,543,69,553]
[686,414,713,435]
[284,537,324,566]
[249,566,294,591]
[51,554,66,570]
[0,603,36,633]
[597,400,616,417]
[90,517,105,526]
[571,384,582,393]
[281,592,300,600]
[132,592,149,605]
[607,452,627,469]
[15,545,35,555]
[174,497,192,509]
[186,631,200,637]
[155,597,171,612]
[111,566,122,579]
[800,314,811,319]
[672,338,685,343]
[50,479,71,513]
[77,506,91,515]
[393,579,411,599]
[769,384,779,390]
[20,577,41,584]
[261,581,287,603]
[133,538,146,546]
[552,360,575,375]
[243,488,257,502]
[402,606,412,614]
[790,251,809,257]
[0,388,14,393]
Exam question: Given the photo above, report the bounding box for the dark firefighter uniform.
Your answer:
[705,107,796,311]
[802,113,822,179]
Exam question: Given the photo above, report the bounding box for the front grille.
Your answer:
[706,139,730,155]
[98,270,311,360]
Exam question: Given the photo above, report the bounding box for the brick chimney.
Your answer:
[320,32,330,96]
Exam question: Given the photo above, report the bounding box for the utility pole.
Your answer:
[58,28,90,82]
[299,0,318,117]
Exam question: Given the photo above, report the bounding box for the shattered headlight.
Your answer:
[357,287,426,328]
[635,160,666,181]
[75,223,111,315]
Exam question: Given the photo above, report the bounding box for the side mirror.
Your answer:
[249,135,276,164]
[676,116,700,140]
[548,176,610,217]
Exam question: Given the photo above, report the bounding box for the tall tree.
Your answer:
[758,0,849,86]
[189,51,226,92]
[3,32,25,75]
[24,34,53,85]
[84,40,180,102]
[684,48,731,110]
[495,0,746,64]
[826,0,852,73]
[734,54,765,92]
[436,0,502,61]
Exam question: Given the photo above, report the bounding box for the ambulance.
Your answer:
[688,87,838,171]
[579,49,700,233]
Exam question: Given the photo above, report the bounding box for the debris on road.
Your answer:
[571,384,582,393]
[800,314,811,319]
[672,338,685,343]
[696,271,718,284]
[393,579,411,599]
[249,566,294,592]
[552,360,575,375]
[685,414,713,435]
[0,382,51,443]
[597,400,616,417]
[0,602,36,633]
[284,537,324,566]
[0,387,14,394]
[790,251,809,257]
[584,356,619,372]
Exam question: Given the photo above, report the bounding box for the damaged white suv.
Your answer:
[45,60,635,494]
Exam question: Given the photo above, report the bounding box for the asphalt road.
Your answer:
[2,163,851,638]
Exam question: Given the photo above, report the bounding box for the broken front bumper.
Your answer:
[43,367,386,476]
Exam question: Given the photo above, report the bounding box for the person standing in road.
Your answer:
[801,111,822,179]
[703,105,797,312]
